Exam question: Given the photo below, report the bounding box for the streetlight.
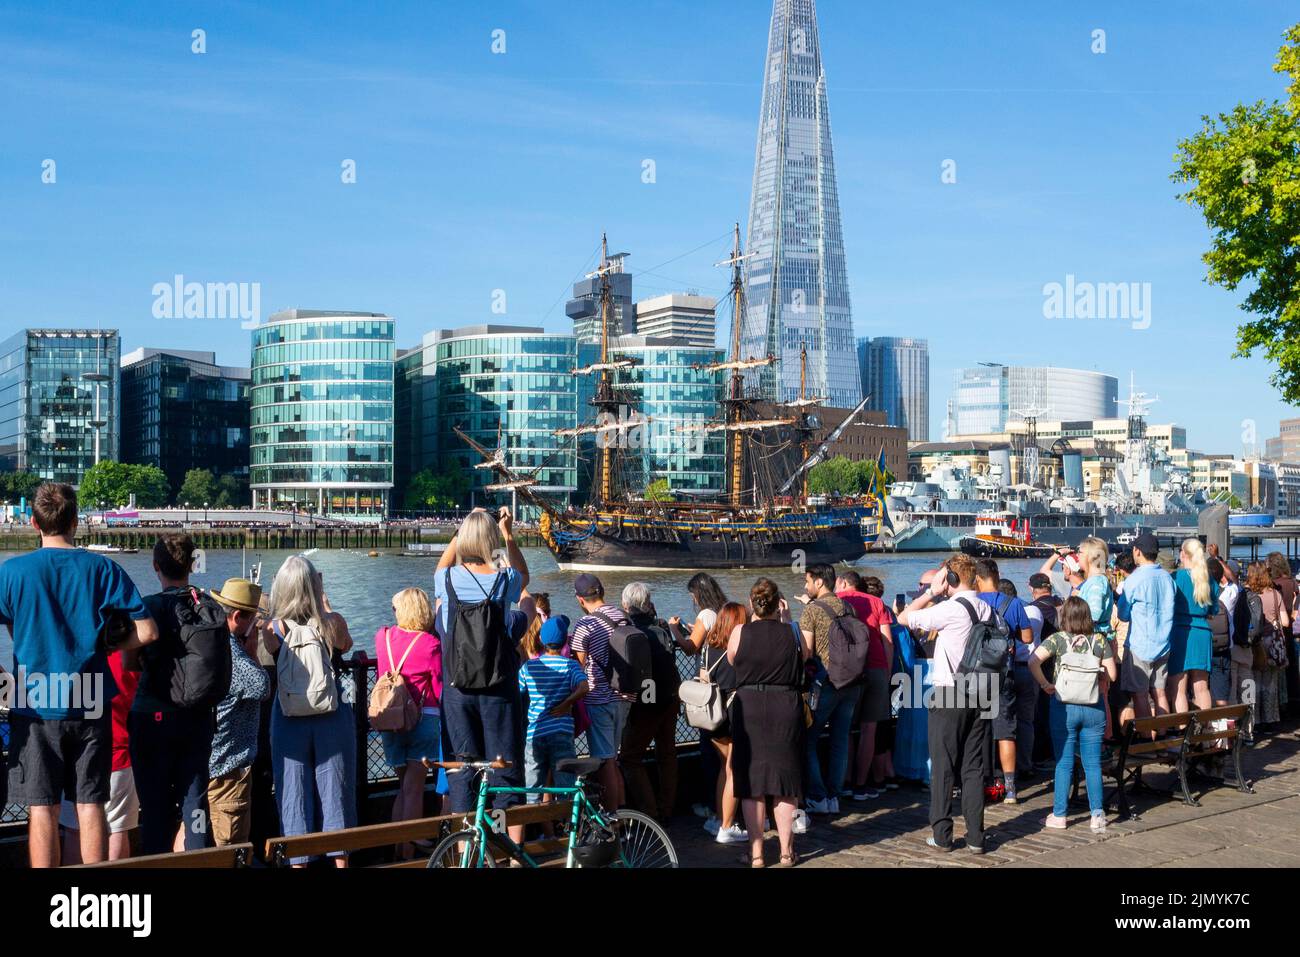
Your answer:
[204,501,209,522]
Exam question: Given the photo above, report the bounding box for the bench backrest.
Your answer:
[266,813,462,864]
[73,843,253,869]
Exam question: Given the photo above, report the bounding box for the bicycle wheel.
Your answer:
[426,829,496,869]
[609,809,678,868]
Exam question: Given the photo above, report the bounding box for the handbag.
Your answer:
[681,647,732,731]
[1263,594,1290,670]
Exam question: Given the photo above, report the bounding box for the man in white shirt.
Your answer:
[898,554,993,853]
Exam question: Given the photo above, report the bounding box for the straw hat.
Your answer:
[211,578,262,613]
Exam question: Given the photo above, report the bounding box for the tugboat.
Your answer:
[959,514,1056,559]
[456,227,881,571]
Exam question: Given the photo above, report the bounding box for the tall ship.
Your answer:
[458,229,881,571]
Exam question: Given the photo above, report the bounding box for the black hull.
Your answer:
[551,523,869,570]
[958,536,1056,559]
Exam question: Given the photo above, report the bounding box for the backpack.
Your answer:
[368,627,424,732]
[811,599,872,690]
[641,618,682,699]
[680,647,730,731]
[1031,597,1060,640]
[165,588,233,710]
[1208,599,1231,653]
[1233,590,1262,648]
[444,569,516,691]
[276,619,339,717]
[1054,634,1102,705]
[594,612,653,698]
[954,596,1011,675]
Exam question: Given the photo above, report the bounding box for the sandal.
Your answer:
[778,851,799,867]
[750,856,766,868]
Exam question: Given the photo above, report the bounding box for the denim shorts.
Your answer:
[382,711,442,769]
[585,699,632,760]
[524,732,577,803]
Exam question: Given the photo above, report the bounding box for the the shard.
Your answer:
[742,0,861,409]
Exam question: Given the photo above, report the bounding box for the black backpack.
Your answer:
[1031,597,1060,640]
[1208,600,1231,652]
[811,599,872,690]
[444,569,517,691]
[638,617,682,701]
[166,588,233,710]
[594,612,654,698]
[1233,590,1263,648]
[954,595,1012,675]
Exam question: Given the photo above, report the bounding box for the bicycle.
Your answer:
[424,757,678,868]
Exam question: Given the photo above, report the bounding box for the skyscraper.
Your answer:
[742,0,860,409]
[857,336,930,442]
[946,365,1118,438]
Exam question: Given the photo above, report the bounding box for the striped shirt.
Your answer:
[571,605,635,705]
[518,654,587,741]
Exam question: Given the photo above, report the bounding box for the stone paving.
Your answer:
[667,722,1300,868]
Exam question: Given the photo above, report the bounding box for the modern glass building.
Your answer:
[0,328,120,485]
[249,309,394,515]
[425,325,578,514]
[120,348,250,499]
[576,336,726,497]
[947,364,1118,438]
[742,0,861,409]
[567,252,634,344]
[857,336,929,442]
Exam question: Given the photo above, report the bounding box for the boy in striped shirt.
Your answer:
[517,616,589,803]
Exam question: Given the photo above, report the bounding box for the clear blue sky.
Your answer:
[2,0,1296,453]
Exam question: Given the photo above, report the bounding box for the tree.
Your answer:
[177,468,217,507]
[0,471,43,502]
[405,465,470,510]
[808,456,867,496]
[214,473,245,508]
[644,478,671,503]
[1172,24,1300,402]
[80,462,170,508]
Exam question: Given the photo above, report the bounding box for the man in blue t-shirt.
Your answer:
[0,483,158,867]
[974,559,1034,803]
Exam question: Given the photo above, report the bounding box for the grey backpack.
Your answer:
[276,619,339,717]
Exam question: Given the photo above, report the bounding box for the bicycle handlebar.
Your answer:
[423,757,513,771]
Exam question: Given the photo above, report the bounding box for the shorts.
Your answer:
[992,670,1018,741]
[1121,653,1169,695]
[858,669,892,724]
[1209,655,1232,703]
[585,699,632,760]
[524,732,578,804]
[7,714,111,806]
[381,711,442,769]
[60,767,139,833]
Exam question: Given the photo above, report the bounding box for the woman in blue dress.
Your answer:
[1168,538,1220,714]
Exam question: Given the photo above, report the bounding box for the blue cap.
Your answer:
[539,615,570,648]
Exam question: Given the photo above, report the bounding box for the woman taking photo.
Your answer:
[1167,538,1220,715]
[728,578,805,868]
[1027,596,1117,832]
[263,555,356,867]
[668,573,727,655]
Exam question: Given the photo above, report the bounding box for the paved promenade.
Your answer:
[668,721,1300,868]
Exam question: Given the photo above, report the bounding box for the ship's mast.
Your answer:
[799,344,809,502]
[719,224,749,509]
[595,234,615,506]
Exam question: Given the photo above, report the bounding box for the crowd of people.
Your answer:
[1,482,1296,867]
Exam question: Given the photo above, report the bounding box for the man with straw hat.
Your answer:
[207,579,272,846]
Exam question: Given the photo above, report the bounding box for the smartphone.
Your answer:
[896,592,906,608]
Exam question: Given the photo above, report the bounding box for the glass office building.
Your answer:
[742,0,861,408]
[427,325,578,514]
[857,336,930,442]
[249,309,394,515]
[0,329,119,486]
[120,348,250,499]
[947,364,1118,437]
[577,336,726,497]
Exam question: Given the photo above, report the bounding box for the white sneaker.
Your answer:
[715,823,749,844]
[792,809,810,834]
[805,797,833,814]
[828,797,840,814]
[703,816,720,836]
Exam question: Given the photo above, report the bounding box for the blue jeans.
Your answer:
[524,732,577,803]
[271,700,357,864]
[1049,697,1106,816]
[804,681,863,802]
[441,682,524,813]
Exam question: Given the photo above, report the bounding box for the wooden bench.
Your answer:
[1102,705,1253,819]
[73,843,254,869]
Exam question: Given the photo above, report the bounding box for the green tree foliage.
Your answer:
[406,466,470,510]
[807,456,893,498]
[214,473,245,508]
[80,462,170,508]
[1172,24,1300,401]
[0,471,43,502]
[644,478,672,503]
[177,468,217,506]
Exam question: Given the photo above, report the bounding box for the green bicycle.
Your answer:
[424,757,678,868]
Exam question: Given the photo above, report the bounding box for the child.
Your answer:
[517,616,588,804]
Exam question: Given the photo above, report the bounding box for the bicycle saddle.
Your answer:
[555,757,603,777]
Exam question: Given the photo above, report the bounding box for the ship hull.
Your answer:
[547,509,873,571]
[958,535,1056,559]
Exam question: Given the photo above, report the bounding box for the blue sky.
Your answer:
[2,0,1296,452]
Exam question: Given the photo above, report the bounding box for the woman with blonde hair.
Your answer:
[374,587,444,858]
[262,555,356,867]
[1076,536,1115,737]
[1167,538,1220,714]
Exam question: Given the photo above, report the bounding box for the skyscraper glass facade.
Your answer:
[742,0,861,409]
[857,336,929,442]
[0,329,120,485]
[249,310,394,514]
[430,326,578,514]
[947,365,1118,438]
[120,348,250,499]
[577,337,726,496]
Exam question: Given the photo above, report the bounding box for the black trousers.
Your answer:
[927,702,989,848]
